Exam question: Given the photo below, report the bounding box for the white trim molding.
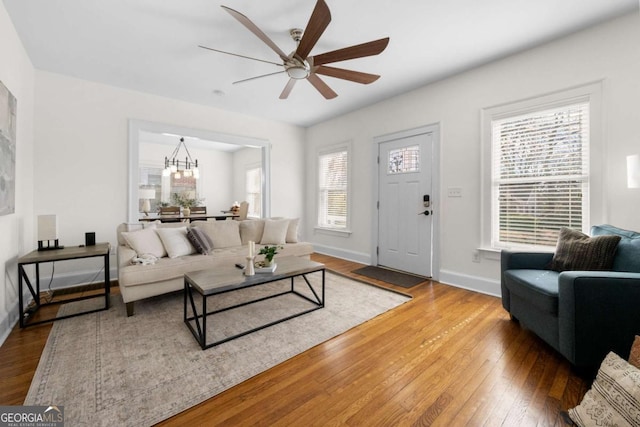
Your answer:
[438,270,501,297]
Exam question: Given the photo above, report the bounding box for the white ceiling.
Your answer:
[4,0,638,127]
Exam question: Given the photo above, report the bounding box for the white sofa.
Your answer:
[117,218,313,316]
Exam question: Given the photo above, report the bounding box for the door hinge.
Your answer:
[377,201,379,209]
[377,156,380,164]
[376,246,379,255]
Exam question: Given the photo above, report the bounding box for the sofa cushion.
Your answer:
[260,219,289,245]
[119,243,314,288]
[156,227,196,258]
[187,227,214,255]
[193,221,241,248]
[121,227,167,258]
[550,227,621,272]
[239,219,265,245]
[504,269,560,315]
[286,218,299,243]
[591,224,640,273]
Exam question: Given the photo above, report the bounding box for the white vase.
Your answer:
[183,208,191,216]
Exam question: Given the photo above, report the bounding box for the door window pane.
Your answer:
[388,145,420,174]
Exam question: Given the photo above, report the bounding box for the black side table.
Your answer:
[18,243,111,328]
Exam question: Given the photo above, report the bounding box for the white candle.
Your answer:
[248,241,254,257]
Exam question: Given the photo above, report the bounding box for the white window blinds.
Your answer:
[318,149,348,229]
[491,102,590,248]
[245,167,262,218]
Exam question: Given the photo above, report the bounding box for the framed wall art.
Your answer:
[0,80,17,216]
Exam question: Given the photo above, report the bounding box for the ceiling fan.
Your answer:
[198,0,389,99]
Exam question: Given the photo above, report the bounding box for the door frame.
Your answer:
[371,123,441,281]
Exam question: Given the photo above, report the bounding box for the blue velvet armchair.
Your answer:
[501,225,640,368]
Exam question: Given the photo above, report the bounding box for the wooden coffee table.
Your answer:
[183,256,325,349]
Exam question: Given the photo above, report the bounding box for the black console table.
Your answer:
[18,243,111,328]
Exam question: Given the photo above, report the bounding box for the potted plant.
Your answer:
[171,192,203,216]
[258,245,282,267]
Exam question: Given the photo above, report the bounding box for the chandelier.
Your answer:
[162,137,199,179]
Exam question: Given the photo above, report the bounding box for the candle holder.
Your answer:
[245,256,255,276]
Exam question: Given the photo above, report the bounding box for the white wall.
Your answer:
[31,71,306,276]
[305,12,640,296]
[0,2,35,343]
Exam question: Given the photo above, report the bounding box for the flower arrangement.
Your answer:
[258,245,282,265]
[171,192,203,208]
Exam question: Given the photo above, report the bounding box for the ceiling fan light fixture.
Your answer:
[286,65,309,79]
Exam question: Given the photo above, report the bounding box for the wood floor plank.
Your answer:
[0,253,591,426]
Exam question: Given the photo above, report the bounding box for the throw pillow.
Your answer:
[187,227,214,255]
[121,227,167,258]
[629,335,640,369]
[286,218,300,243]
[192,221,242,249]
[155,227,196,259]
[568,351,640,426]
[260,219,289,245]
[591,224,640,272]
[239,219,265,245]
[550,227,621,272]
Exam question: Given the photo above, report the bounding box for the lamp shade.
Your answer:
[139,189,156,199]
[627,154,640,189]
[37,215,58,241]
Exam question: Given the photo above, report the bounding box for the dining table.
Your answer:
[139,213,239,223]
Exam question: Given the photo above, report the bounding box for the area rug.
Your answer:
[24,272,410,426]
[353,265,427,288]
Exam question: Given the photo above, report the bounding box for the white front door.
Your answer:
[377,130,433,277]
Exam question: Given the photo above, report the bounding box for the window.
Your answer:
[388,145,420,174]
[482,83,602,250]
[317,146,349,230]
[246,166,262,218]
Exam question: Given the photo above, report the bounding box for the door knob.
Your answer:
[418,210,431,216]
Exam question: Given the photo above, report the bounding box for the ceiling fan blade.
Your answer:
[314,65,380,84]
[221,5,289,62]
[307,74,337,99]
[233,71,286,85]
[279,79,297,99]
[311,37,390,66]
[198,45,283,67]
[294,0,331,61]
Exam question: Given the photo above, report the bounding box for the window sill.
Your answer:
[477,247,502,261]
[314,227,352,237]
[478,245,555,261]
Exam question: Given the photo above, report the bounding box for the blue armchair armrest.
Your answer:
[558,271,640,367]
[501,250,554,311]
[501,250,554,271]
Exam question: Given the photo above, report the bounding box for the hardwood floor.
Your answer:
[0,254,588,426]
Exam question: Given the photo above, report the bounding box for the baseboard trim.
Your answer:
[0,304,20,347]
[33,267,118,290]
[312,244,370,266]
[439,269,501,297]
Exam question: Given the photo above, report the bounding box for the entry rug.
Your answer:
[353,265,427,288]
[25,272,410,426]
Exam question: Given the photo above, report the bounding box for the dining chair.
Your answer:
[159,206,180,215]
[190,206,207,215]
[235,201,249,221]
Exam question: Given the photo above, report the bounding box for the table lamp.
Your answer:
[139,189,156,216]
[37,214,63,251]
